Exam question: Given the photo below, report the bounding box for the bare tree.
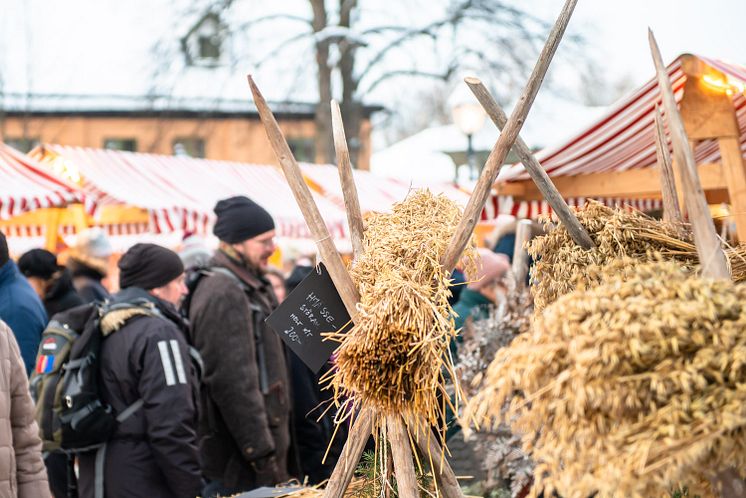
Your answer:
[158,0,581,166]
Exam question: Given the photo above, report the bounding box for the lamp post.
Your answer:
[451,100,486,182]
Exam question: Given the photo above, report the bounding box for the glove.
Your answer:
[251,454,280,486]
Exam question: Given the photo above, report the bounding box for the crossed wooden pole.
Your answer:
[248,1,581,496]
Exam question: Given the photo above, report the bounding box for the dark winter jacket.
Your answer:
[78,287,202,498]
[188,250,290,491]
[0,261,47,374]
[43,269,85,318]
[288,355,347,484]
[70,262,110,304]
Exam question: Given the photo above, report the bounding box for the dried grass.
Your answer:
[528,200,746,311]
[324,190,478,432]
[467,258,746,498]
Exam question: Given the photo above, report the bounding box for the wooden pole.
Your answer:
[441,0,578,271]
[386,415,419,498]
[465,77,594,250]
[654,105,684,226]
[248,76,361,316]
[331,100,366,261]
[323,408,376,498]
[512,219,533,287]
[717,135,746,243]
[412,420,464,498]
[648,30,729,280]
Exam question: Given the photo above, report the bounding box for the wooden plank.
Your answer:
[442,0,578,271]
[248,76,361,316]
[386,415,419,498]
[500,162,726,201]
[649,30,729,279]
[323,408,375,498]
[512,219,533,287]
[331,100,365,261]
[654,106,683,225]
[718,136,746,242]
[465,77,594,249]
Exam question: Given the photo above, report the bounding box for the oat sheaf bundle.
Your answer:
[528,201,702,310]
[467,258,746,498]
[326,190,477,430]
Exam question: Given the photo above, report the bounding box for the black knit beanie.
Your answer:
[0,232,8,268]
[18,249,60,279]
[118,243,184,290]
[213,196,275,244]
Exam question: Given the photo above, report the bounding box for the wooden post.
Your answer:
[44,208,62,251]
[678,55,746,242]
[323,408,376,498]
[248,76,361,316]
[442,0,578,271]
[412,420,464,498]
[654,106,683,225]
[717,136,746,242]
[386,415,419,498]
[512,219,533,287]
[465,77,594,250]
[648,30,729,280]
[331,100,366,261]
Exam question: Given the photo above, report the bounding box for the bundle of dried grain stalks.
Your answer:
[324,190,478,433]
[528,200,746,310]
[467,258,746,498]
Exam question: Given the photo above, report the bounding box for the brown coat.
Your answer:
[0,320,48,498]
[188,251,290,490]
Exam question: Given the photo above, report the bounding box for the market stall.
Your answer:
[0,142,84,253]
[494,54,746,240]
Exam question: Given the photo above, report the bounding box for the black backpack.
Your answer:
[30,299,160,453]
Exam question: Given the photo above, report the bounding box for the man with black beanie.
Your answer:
[77,243,202,498]
[188,196,290,497]
[0,233,47,374]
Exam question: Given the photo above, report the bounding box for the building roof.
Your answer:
[0,143,82,220]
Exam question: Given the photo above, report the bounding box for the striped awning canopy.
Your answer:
[33,145,349,241]
[300,163,472,213]
[0,142,82,220]
[492,54,746,218]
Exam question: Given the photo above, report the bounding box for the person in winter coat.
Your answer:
[0,319,49,497]
[18,248,85,318]
[188,196,290,498]
[0,233,47,375]
[452,248,510,333]
[67,228,112,303]
[78,243,202,498]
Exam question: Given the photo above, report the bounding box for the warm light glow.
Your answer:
[701,72,745,96]
[47,156,81,184]
[451,102,486,136]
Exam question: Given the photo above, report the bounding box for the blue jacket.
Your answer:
[0,261,47,374]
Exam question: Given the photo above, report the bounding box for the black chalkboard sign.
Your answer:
[265,263,351,373]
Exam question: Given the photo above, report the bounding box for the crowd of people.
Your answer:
[0,195,346,498]
[0,193,522,498]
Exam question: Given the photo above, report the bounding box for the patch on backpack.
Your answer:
[36,355,55,374]
[42,337,58,351]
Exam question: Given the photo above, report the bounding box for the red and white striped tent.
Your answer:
[300,163,472,213]
[491,54,746,220]
[33,145,350,244]
[0,142,82,247]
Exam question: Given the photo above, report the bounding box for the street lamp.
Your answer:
[451,100,486,182]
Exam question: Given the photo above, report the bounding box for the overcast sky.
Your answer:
[565,0,746,84]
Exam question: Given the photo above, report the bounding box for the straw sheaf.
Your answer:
[467,258,746,498]
[527,200,746,311]
[326,190,477,429]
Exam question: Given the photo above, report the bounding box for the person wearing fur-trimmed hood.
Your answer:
[77,243,202,498]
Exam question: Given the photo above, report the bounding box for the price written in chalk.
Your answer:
[266,263,351,373]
